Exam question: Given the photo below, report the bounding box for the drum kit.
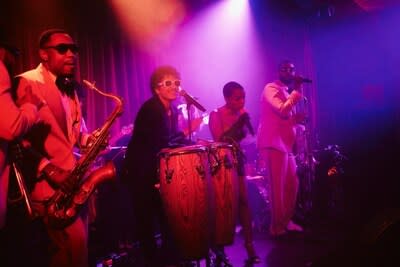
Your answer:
[99,122,348,260]
[96,124,272,264]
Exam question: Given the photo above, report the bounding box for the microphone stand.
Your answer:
[297,93,316,218]
[187,102,193,142]
[179,88,207,143]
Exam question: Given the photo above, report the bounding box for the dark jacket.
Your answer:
[123,96,182,189]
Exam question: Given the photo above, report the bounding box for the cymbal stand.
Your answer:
[296,96,317,218]
[187,102,193,142]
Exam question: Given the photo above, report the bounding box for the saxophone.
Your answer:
[46,80,123,229]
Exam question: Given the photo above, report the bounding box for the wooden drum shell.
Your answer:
[208,142,239,247]
[158,145,213,260]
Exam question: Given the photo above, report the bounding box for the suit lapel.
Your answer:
[39,67,69,138]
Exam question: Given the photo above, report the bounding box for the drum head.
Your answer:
[159,145,208,157]
[208,142,233,149]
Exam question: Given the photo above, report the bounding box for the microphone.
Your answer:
[245,117,255,136]
[179,87,206,112]
[294,76,312,83]
[237,112,254,136]
[241,112,255,136]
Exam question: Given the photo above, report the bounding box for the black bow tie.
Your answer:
[56,76,76,98]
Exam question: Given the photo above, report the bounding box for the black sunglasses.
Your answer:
[43,43,79,55]
[158,80,181,87]
[280,67,295,72]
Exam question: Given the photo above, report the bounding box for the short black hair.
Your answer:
[0,43,20,56]
[278,59,294,70]
[0,27,20,56]
[223,81,244,98]
[149,65,181,95]
[38,28,69,48]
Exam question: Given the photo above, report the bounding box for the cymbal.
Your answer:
[108,146,127,150]
[241,135,256,146]
[246,175,264,181]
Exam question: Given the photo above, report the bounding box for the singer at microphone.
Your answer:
[257,60,306,236]
[179,87,206,112]
[209,81,255,143]
[208,81,261,263]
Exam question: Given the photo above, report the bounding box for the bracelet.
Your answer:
[43,164,56,177]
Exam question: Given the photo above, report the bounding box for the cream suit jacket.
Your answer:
[16,63,84,203]
[257,80,302,153]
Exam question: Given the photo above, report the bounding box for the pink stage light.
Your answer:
[108,0,187,51]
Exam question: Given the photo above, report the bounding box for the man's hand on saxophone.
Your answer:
[41,163,74,192]
[80,130,111,155]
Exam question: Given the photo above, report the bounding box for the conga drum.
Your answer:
[158,145,213,260]
[208,142,239,246]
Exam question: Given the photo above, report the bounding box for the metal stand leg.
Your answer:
[206,252,211,267]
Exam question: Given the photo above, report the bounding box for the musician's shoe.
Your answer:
[244,242,260,264]
[245,255,261,264]
[286,220,304,232]
[179,261,197,267]
[212,247,232,267]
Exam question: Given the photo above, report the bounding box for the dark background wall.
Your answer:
[309,3,400,224]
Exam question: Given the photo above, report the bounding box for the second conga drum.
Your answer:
[208,142,239,246]
[158,145,212,260]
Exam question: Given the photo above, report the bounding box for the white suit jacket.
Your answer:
[16,63,84,202]
[257,80,302,153]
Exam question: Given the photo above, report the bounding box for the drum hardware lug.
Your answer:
[211,161,220,176]
[223,155,233,169]
[196,165,206,179]
[163,156,174,184]
[209,165,213,176]
[209,151,221,176]
[165,169,174,184]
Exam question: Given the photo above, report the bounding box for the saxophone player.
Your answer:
[14,29,94,267]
